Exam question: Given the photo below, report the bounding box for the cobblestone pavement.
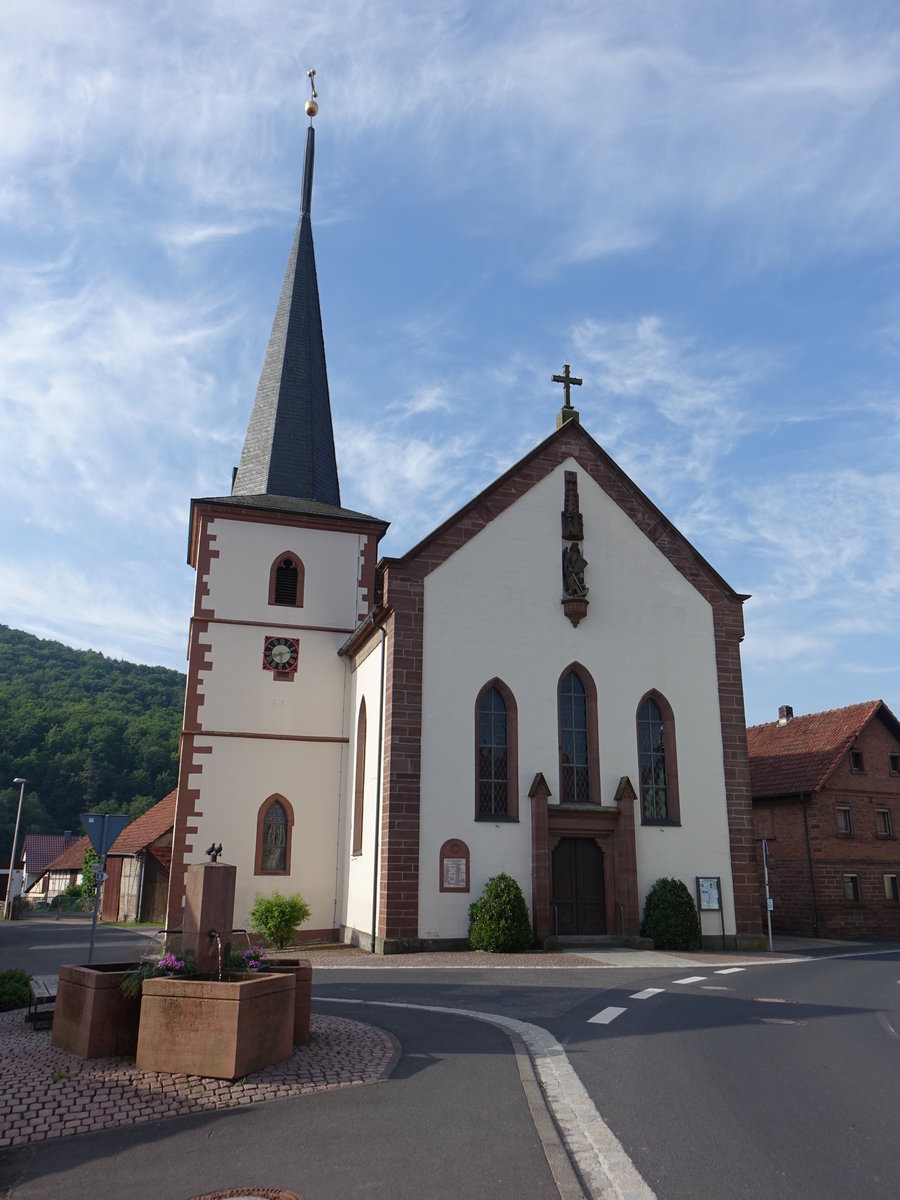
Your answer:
[0,1010,396,1149]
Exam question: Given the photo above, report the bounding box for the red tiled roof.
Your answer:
[38,791,177,878]
[42,835,92,874]
[23,834,81,874]
[747,701,889,798]
[108,789,176,855]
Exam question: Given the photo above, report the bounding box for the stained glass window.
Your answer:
[560,671,590,803]
[478,687,508,817]
[638,698,668,821]
[261,801,288,872]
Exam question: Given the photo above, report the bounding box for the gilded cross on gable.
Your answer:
[552,364,582,408]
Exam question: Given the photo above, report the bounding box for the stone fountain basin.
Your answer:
[135,971,295,1081]
[52,962,142,1059]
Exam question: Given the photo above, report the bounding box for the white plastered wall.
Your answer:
[340,641,385,941]
[183,514,362,931]
[417,458,736,940]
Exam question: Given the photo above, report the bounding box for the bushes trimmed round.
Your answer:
[640,877,701,951]
[468,873,533,953]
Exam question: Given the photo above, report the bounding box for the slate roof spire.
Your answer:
[232,92,340,507]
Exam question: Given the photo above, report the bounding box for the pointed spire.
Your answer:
[232,75,340,507]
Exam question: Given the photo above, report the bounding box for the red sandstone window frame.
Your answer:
[842,873,861,903]
[556,663,601,806]
[268,553,305,607]
[889,753,900,776]
[875,807,893,839]
[635,690,681,826]
[883,874,899,903]
[474,678,519,821]
[835,805,853,836]
[254,794,295,876]
[352,700,367,855]
[849,749,865,773]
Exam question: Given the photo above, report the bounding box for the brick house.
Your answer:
[748,701,900,938]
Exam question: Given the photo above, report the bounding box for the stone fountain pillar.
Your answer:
[182,861,236,974]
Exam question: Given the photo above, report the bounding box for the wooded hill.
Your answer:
[0,625,184,854]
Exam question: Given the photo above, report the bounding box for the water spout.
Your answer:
[208,929,224,980]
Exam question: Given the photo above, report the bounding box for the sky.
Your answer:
[1,0,899,727]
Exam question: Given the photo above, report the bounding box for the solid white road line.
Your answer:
[319,996,657,1200]
[588,1006,627,1024]
[671,976,706,985]
[630,988,664,1000]
[714,967,745,975]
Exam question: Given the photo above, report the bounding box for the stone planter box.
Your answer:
[52,963,141,1059]
[136,971,295,1080]
[267,959,312,1044]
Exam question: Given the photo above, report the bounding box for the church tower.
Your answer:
[167,92,388,934]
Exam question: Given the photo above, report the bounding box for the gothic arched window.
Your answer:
[475,679,519,820]
[255,795,295,875]
[557,664,600,805]
[352,700,367,855]
[268,554,305,607]
[636,693,680,825]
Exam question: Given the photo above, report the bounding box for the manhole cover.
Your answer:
[191,1190,302,1199]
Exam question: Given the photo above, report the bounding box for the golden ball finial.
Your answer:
[305,67,319,120]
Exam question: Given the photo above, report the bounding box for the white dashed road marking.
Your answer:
[715,967,745,975]
[754,997,790,1004]
[671,976,706,985]
[630,988,665,1000]
[588,1006,627,1025]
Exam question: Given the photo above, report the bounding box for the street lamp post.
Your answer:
[4,778,26,921]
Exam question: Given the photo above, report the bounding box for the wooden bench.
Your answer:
[27,975,57,1029]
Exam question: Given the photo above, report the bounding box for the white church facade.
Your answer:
[167,118,764,951]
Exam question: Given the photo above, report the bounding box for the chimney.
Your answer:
[778,705,793,726]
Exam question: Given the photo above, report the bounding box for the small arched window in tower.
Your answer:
[268,554,305,607]
[255,795,295,875]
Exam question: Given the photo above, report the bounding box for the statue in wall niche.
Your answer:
[562,542,588,598]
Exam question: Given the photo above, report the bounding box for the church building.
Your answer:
[166,109,764,951]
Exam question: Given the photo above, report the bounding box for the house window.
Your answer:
[836,806,853,836]
[476,680,519,820]
[889,754,900,776]
[636,692,681,825]
[268,553,305,607]
[884,875,899,903]
[254,795,294,875]
[849,750,865,772]
[352,701,366,855]
[875,808,893,838]
[843,874,861,903]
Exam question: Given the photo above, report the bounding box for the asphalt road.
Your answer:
[3,921,899,1199]
[0,915,160,975]
[312,947,900,1200]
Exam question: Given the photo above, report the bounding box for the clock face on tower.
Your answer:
[262,636,299,674]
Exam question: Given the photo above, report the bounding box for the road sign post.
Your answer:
[81,813,131,963]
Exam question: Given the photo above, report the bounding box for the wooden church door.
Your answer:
[551,837,606,935]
